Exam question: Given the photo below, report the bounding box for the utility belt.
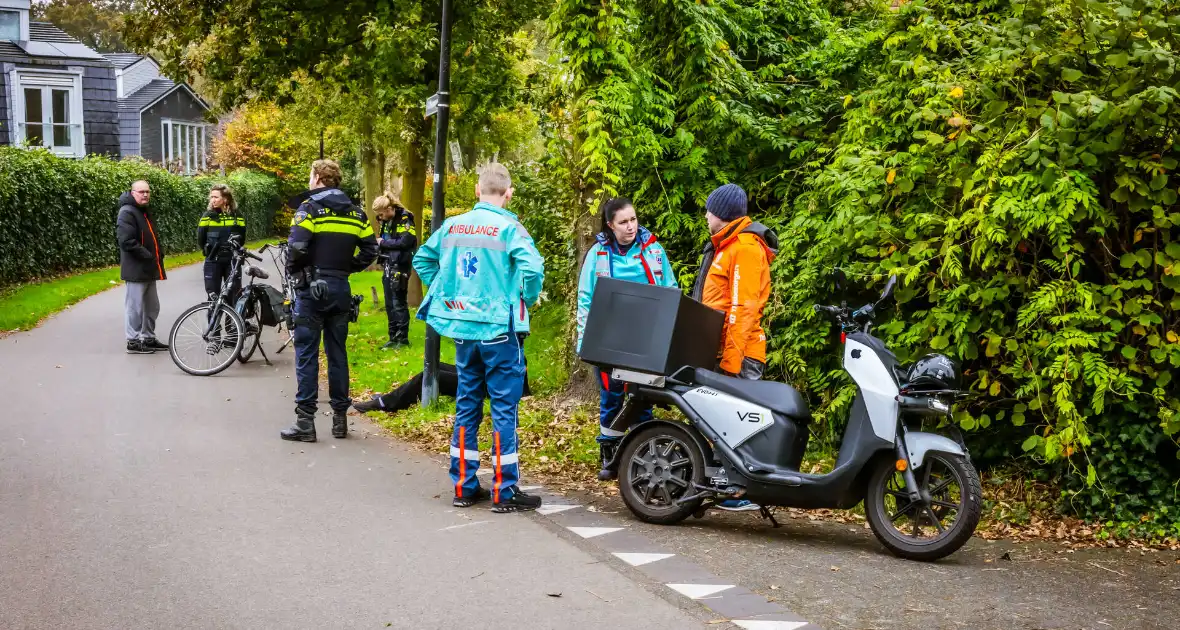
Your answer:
[291,267,363,323]
[291,266,349,289]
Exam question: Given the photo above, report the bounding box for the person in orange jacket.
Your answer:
[690,183,778,381]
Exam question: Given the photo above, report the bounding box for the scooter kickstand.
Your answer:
[760,506,782,528]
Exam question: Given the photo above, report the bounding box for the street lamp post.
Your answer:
[422,0,454,407]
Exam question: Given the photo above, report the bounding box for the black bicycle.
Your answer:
[168,237,288,375]
[239,241,296,361]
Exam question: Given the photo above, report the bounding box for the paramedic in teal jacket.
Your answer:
[412,163,546,513]
[575,197,677,480]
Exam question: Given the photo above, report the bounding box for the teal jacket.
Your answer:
[576,226,677,351]
[413,202,545,341]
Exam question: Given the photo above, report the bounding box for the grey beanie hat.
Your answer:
[705,183,748,222]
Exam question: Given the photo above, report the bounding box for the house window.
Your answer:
[0,11,19,41]
[13,71,85,157]
[161,119,207,174]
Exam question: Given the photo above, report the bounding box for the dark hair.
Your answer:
[600,197,634,237]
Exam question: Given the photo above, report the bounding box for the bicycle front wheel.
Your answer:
[168,302,246,376]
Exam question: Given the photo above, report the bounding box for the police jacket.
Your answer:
[197,210,247,262]
[116,191,166,283]
[287,187,379,279]
[379,207,417,272]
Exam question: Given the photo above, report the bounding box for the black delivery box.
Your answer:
[578,276,724,376]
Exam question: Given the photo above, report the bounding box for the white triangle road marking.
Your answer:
[733,621,809,630]
[536,504,581,516]
[666,583,736,599]
[567,526,623,539]
[612,552,674,567]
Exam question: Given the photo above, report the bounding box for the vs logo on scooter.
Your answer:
[737,410,764,423]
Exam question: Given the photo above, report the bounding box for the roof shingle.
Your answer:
[103,53,144,70]
[119,78,180,112]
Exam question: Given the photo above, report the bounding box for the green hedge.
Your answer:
[0,147,282,287]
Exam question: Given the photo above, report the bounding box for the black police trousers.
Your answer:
[383,268,411,343]
[294,276,352,416]
[203,258,240,299]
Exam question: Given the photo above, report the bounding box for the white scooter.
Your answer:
[604,274,982,561]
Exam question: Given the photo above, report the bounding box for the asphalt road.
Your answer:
[0,262,706,630]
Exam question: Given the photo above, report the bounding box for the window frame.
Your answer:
[161,118,208,175]
[0,9,21,41]
[10,68,86,158]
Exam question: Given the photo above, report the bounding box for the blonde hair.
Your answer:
[371,191,403,214]
[208,184,237,213]
[478,163,512,197]
[311,159,343,189]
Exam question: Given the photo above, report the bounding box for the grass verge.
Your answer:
[0,239,276,333]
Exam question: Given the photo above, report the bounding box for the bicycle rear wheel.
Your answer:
[168,302,245,376]
[237,307,262,364]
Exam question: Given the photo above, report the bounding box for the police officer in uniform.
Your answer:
[373,194,417,349]
[197,184,247,299]
[280,160,379,442]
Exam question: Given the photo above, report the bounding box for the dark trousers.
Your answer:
[597,369,653,444]
[383,269,410,343]
[293,276,352,416]
[203,258,240,299]
[375,360,532,413]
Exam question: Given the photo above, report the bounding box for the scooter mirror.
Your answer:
[878,275,898,304]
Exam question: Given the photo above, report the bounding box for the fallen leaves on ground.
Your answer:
[367,391,1180,551]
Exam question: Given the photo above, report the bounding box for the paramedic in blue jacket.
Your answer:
[575,197,677,480]
[412,163,546,513]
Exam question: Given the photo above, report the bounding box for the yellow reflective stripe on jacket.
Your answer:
[200,215,246,227]
[309,216,371,237]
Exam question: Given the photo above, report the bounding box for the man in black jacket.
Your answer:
[116,180,168,355]
[280,160,380,442]
[373,194,416,349]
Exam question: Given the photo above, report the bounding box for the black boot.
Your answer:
[332,411,348,438]
[597,442,618,481]
[280,413,317,442]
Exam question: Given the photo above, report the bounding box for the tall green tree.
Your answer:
[33,0,137,52]
[126,0,545,230]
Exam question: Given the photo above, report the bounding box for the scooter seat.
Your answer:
[692,369,811,422]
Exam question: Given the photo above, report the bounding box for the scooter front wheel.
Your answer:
[864,451,982,561]
[617,423,707,525]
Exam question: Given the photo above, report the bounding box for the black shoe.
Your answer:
[381,340,410,350]
[142,338,169,351]
[453,487,492,508]
[597,442,618,481]
[126,340,154,354]
[492,488,542,513]
[280,415,317,442]
[332,412,348,438]
[353,398,382,413]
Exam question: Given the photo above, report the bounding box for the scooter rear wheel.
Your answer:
[864,451,982,561]
[617,423,706,525]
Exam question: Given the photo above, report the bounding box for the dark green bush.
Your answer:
[0,148,282,287]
